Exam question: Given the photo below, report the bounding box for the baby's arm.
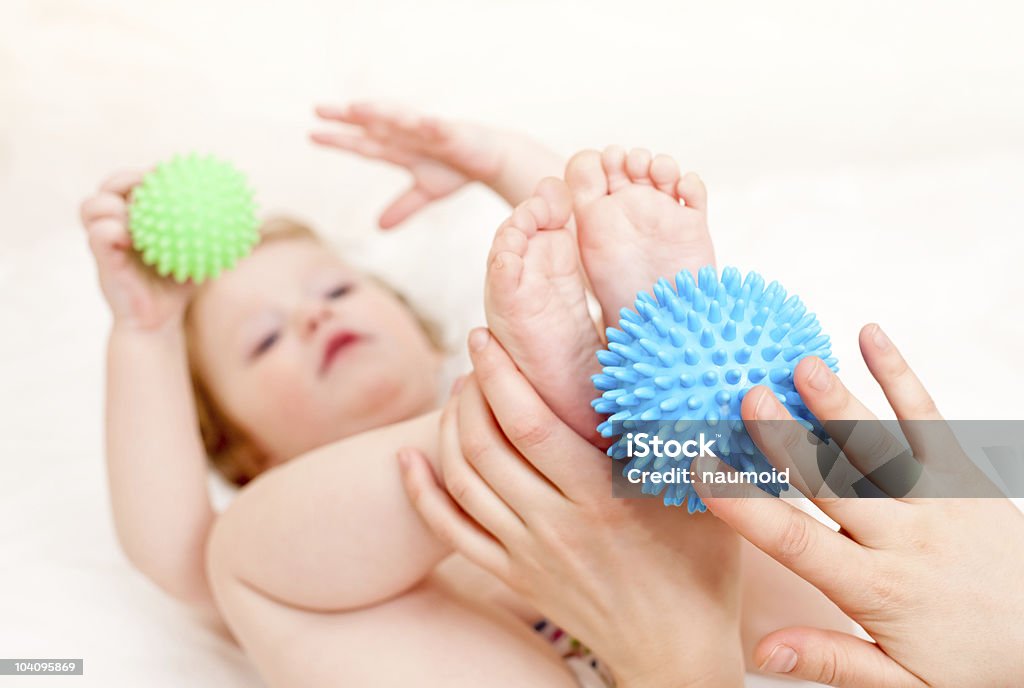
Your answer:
[207,409,450,612]
[106,325,216,609]
[81,172,216,611]
[312,102,564,228]
[483,131,566,210]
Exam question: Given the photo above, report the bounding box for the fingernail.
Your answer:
[871,324,890,350]
[760,645,798,673]
[755,390,782,420]
[692,455,714,476]
[806,359,832,392]
[468,328,489,352]
[450,375,466,396]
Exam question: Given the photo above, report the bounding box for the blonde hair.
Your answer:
[184,217,444,486]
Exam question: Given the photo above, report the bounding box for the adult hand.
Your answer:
[693,323,1024,687]
[398,329,746,688]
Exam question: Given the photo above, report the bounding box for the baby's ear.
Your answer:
[195,377,268,486]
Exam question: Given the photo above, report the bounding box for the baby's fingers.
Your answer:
[80,192,128,227]
[86,218,133,271]
[316,102,442,147]
[309,130,415,167]
[347,102,421,132]
[314,103,359,124]
[316,102,409,133]
[314,102,396,127]
[378,186,432,229]
[416,116,448,143]
[99,169,146,199]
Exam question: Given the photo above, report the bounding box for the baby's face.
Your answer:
[191,238,442,466]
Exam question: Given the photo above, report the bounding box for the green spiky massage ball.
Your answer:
[129,154,259,283]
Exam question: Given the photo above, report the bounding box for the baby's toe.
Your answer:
[486,249,526,307]
[507,202,541,237]
[487,224,529,265]
[650,154,681,197]
[565,149,609,207]
[601,145,631,193]
[532,178,574,230]
[625,147,654,185]
[677,172,708,211]
[521,196,552,230]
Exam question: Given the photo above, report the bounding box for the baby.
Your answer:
[80,103,847,687]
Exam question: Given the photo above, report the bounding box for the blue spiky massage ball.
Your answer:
[591,266,838,512]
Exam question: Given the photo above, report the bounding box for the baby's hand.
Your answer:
[311,102,508,228]
[79,170,193,332]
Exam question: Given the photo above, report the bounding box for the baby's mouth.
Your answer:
[319,330,366,375]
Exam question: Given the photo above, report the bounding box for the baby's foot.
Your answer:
[484,178,604,442]
[566,146,714,326]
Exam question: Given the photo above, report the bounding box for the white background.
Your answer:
[1,0,1023,685]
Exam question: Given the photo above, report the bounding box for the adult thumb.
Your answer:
[755,627,923,688]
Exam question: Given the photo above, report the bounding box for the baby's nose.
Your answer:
[300,303,333,336]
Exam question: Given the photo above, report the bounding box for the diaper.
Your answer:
[533,619,615,688]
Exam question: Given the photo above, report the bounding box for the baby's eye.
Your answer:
[252,331,280,358]
[326,283,353,299]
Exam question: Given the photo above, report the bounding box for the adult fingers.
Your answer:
[796,357,924,500]
[742,385,905,544]
[756,627,923,688]
[457,375,564,521]
[859,324,943,422]
[741,385,830,498]
[692,455,875,612]
[437,393,526,544]
[397,448,510,578]
[467,328,611,501]
[857,324,978,485]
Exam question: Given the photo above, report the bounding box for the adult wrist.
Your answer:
[615,658,744,688]
[610,626,745,688]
